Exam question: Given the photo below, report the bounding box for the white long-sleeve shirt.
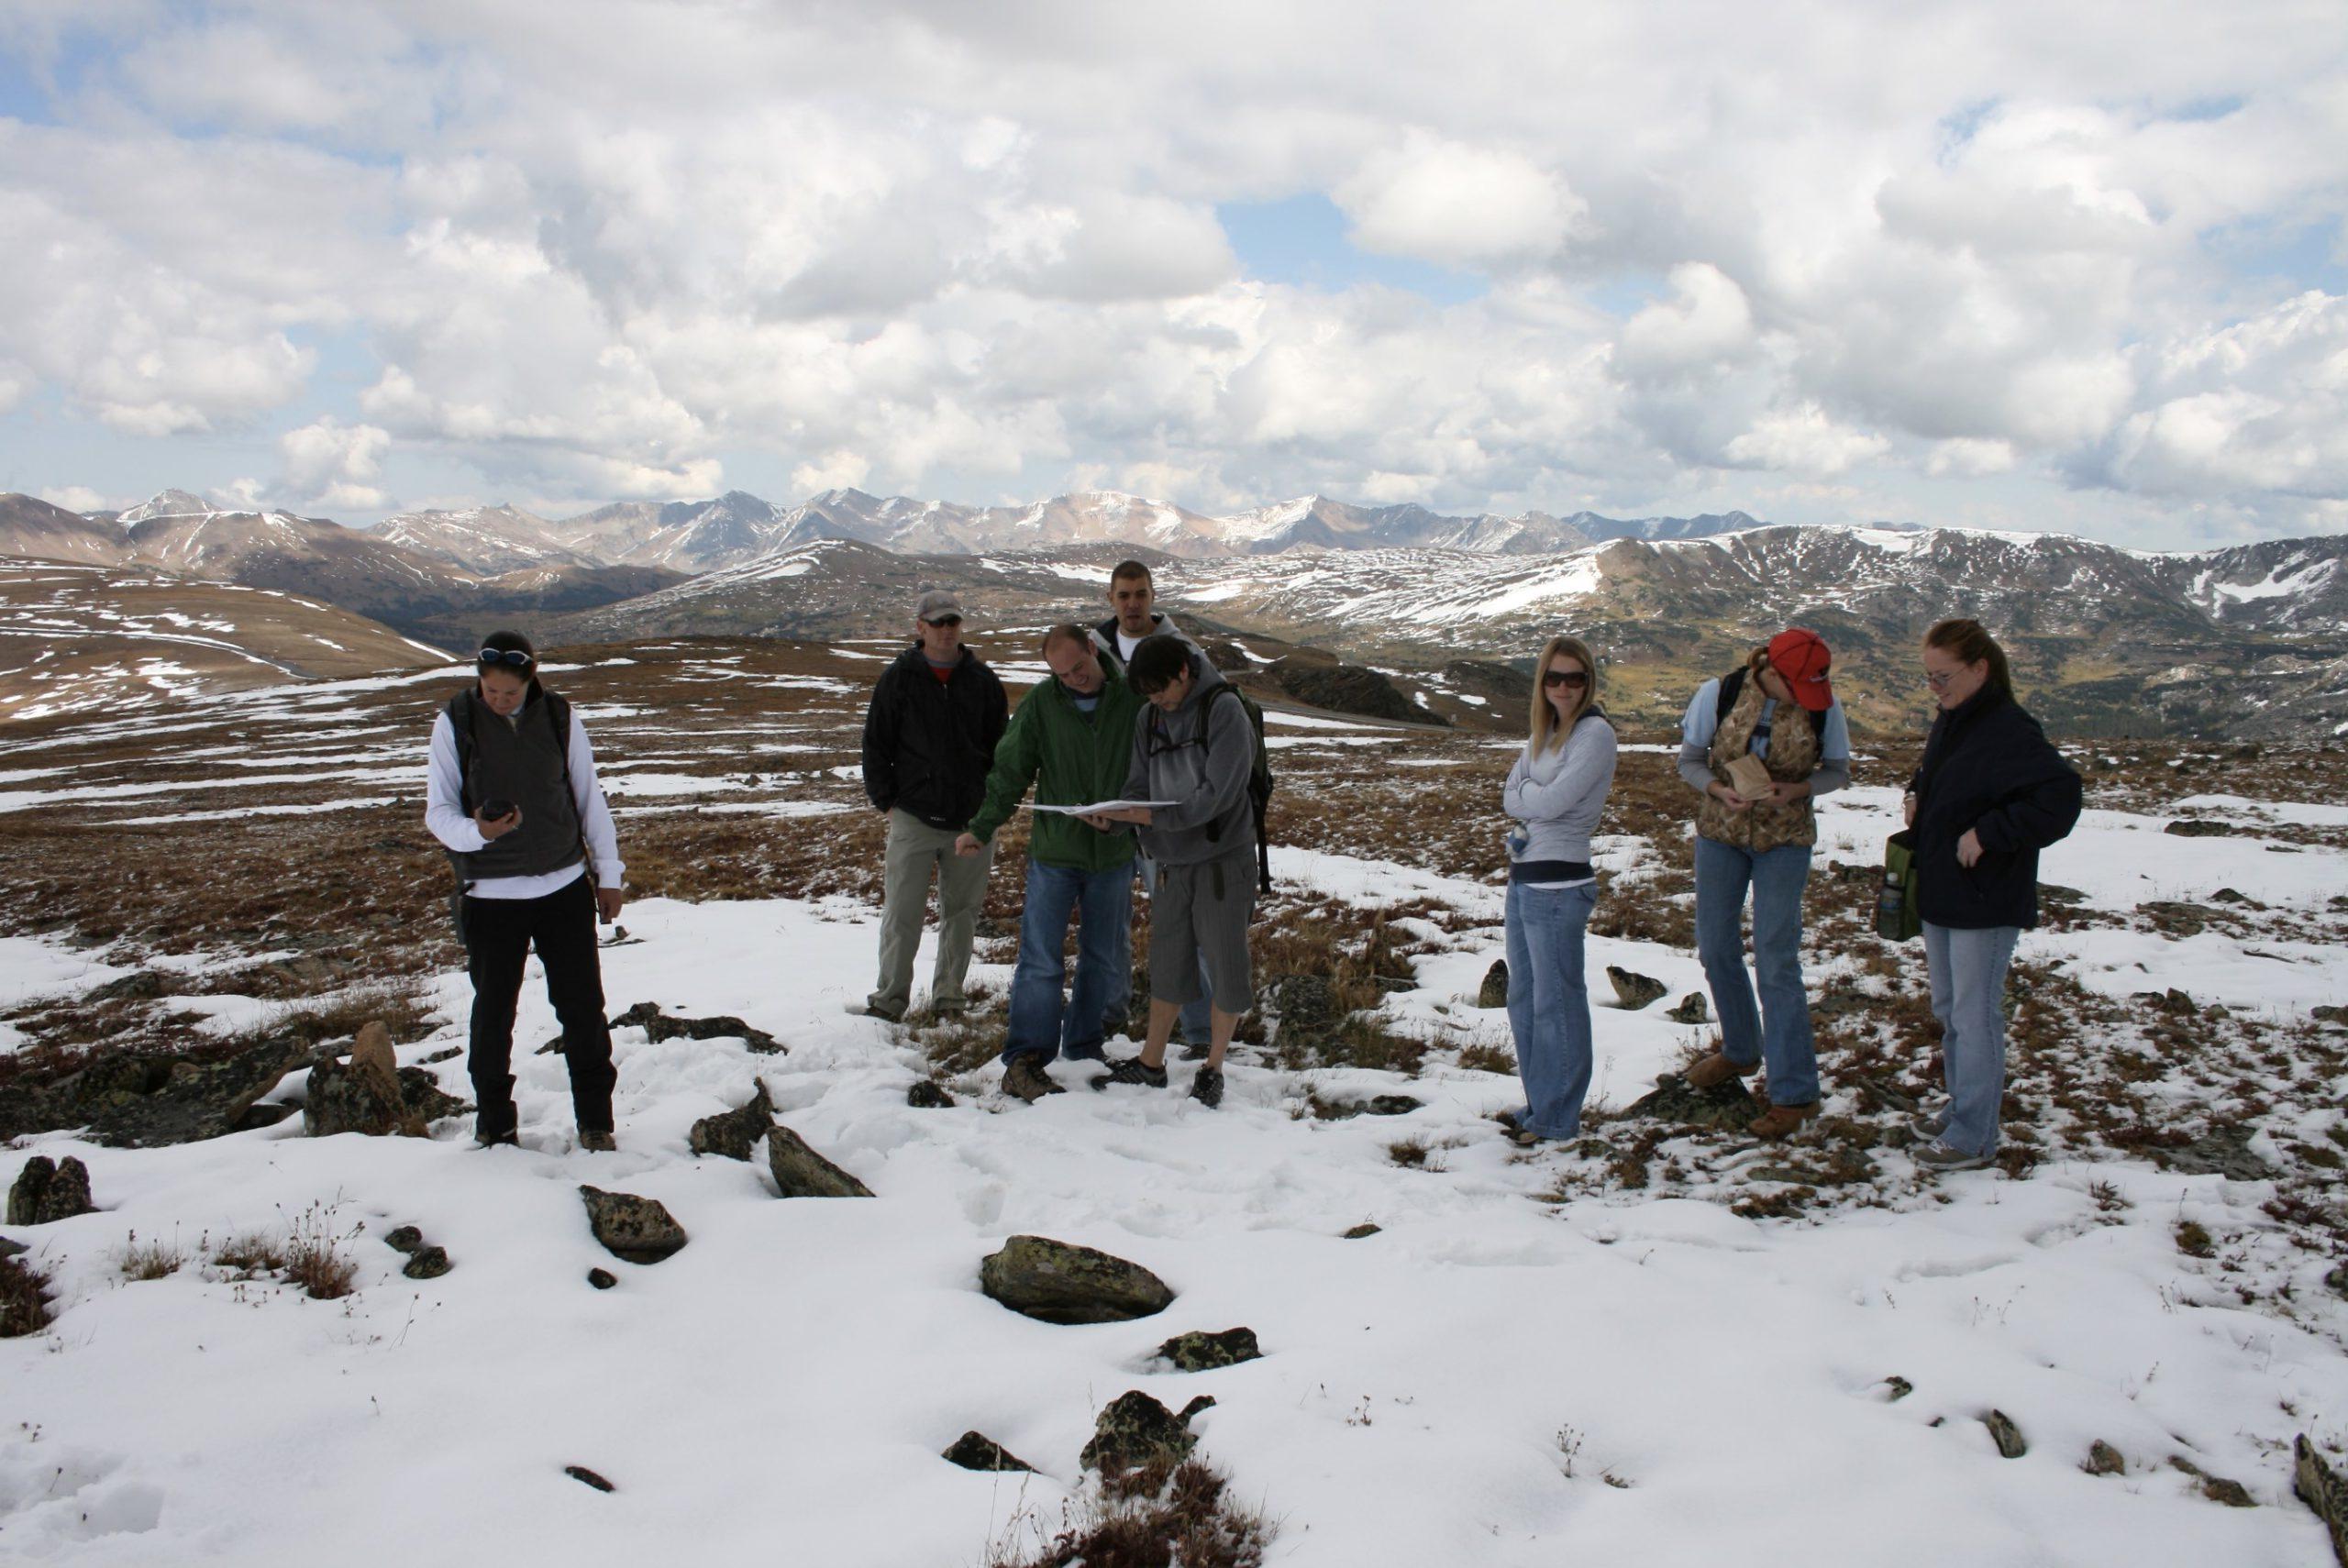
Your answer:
[426,707,624,900]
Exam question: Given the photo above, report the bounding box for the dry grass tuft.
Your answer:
[210,1231,287,1277]
[119,1229,186,1281]
[989,1456,1269,1568]
[283,1203,361,1300]
[1456,1041,1515,1075]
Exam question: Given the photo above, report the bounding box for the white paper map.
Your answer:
[1024,799,1176,815]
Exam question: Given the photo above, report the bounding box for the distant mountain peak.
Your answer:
[119,489,220,525]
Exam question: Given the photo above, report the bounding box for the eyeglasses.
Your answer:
[1542,669,1589,689]
[1923,668,1960,690]
[477,648,535,668]
[923,615,963,629]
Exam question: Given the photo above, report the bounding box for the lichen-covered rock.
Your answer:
[1985,1410,2026,1459]
[766,1125,874,1198]
[83,1035,304,1148]
[383,1226,424,1254]
[305,1022,424,1138]
[0,1253,52,1338]
[1268,974,1342,1045]
[1623,1072,1764,1130]
[1606,967,1667,1010]
[941,1431,1034,1473]
[2295,1434,2348,1562]
[1080,1391,1197,1480]
[980,1234,1174,1325]
[1341,1223,1381,1240]
[403,1245,452,1280]
[579,1186,688,1264]
[1477,961,1509,1009]
[1157,1327,1262,1372]
[906,1079,957,1109]
[7,1155,95,1226]
[609,1001,782,1055]
[2159,1123,2271,1180]
[1666,992,1710,1024]
[689,1081,774,1161]
[398,1068,469,1125]
[2083,1441,2125,1476]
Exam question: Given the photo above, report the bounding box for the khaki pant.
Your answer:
[869,808,992,1015]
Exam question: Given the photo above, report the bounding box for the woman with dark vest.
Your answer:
[1677,628,1852,1137]
[1903,619,2081,1172]
[426,631,625,1151]
[1499,634,1618,1145]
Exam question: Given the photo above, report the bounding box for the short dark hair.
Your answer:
[478,629,536,666]
[1110,559,1154,589]
[1125,633,1191,694]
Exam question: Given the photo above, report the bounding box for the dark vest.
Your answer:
[447,687,584,881]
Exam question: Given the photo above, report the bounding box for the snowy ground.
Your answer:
[2,641,2345,1565]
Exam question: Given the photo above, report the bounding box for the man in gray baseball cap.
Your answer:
[852,586,1007,1020]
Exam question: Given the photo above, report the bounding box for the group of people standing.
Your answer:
[1497,618,2081,1173]
[426,584,2081,1176]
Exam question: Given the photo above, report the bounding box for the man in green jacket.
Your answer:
[955,624,1145,1101]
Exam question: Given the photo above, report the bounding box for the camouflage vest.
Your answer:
[1694,670,1821,852]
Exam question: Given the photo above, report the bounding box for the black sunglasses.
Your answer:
[1543,668,1589,689]
[923,615,963,629]
[478,648,535,668]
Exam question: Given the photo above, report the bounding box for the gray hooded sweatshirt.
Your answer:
[1123,649,1255,867]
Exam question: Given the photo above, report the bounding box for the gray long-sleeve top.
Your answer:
[1504,712,1618,867]
[1124,650,1255,867]
[1676,677,1852,797]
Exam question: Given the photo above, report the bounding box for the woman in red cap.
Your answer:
[1676,628,1852,1137]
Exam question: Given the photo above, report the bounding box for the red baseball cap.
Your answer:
[1767,627,1834,712]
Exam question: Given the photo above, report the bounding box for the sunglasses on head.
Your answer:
[924,615,963,629]
[477,648,535,668]
[1543,668,1589,689]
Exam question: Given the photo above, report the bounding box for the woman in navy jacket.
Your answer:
[1902,619,2082,1171]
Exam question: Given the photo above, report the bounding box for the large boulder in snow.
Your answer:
[1080,1391,1198,1480]
[689,1080,774,1162]
[84,1035,305,1148]
[766,1126,874,1198]
[7,1155,94,1226]
[579,1187,688,1264]
[980,1234,1173,1325]
[305,1022,424,1138]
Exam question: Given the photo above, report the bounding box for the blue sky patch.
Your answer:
[1218,193,1487,306]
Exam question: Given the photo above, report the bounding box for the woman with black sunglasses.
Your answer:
[1498,634,1617,1145]
[425,630,625,1152]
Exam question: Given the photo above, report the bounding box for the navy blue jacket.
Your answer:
[1907,687,2082,930]
[860,646,1008,831]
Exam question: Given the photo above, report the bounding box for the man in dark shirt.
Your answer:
[854,590,1007,1021]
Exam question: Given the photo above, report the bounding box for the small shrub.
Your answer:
[1,1253,55,1337]
[989,1457,1269,1568]
[211,1231,286,1276]
[1387,1137,1432,1169]
[284,1203,361,1300]
[1456,1041,1515,1075]
[119,1230,185,1281]
[2176,1220,2215,1259]
[2088,1180,2130,1217]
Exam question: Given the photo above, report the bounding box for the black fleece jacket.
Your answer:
[1907,686,2082,930]
[860,646,1008,830]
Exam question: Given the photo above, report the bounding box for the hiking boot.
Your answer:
[473,1122,519,1150]
[1747,1100,1821,1139]
[1910,1107,1950,1140]
[579,1130,616,1153]
[1002,1055,1065,1103]
[1913,1140,1994,1172]
[845,1000,904,1023]
[1092,1055,1169,1091]
[1189,1066,1224,1109]
[1685,1051,1758,1089]
[1178,1041,1213,1061]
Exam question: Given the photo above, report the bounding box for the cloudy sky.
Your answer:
[0,0,2342,547]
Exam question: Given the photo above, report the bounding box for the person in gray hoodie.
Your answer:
[1499,634,1618,1144]
[1081,634,1255,1108]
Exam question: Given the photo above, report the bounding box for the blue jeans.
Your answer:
[1923,922,2020,1157]
[1504,881,1598,1140]
[1693,836,1819,1107]
[1110,856,1212,1043]
[1003,860,1134,1065]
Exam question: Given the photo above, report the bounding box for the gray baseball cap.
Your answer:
[915,589,963,623]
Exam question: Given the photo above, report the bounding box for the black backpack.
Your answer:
[1151,681,1275,894]
[1714,666,1828,743]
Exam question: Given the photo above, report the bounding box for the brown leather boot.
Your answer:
[1748,1101,1821,1139]
[1684,1052,1757,1089]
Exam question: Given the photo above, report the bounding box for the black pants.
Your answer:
[464,874,616,1137]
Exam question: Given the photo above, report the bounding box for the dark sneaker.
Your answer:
[578,1130,616,1153]
[1002,1055,1066,1103]
[1913,1140,1993,1172]
[1092,1055,1169,1091]
[473,1125,518,1150]
[1910,1108,1950,1140]
[1189,1066,1224,1109]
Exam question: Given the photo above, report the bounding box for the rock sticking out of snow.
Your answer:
[940,1431,1034,1474]
[766,1125,874,1198]
[579,1187,688,1264]
[689,1080,774,1161]
[1157,1327,1262,1372]
[1606,966,1667,1010]
[7,1155,94,1226]
[980,1234,1173,1325]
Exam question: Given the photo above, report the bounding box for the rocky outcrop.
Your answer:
[85,1035,305,1148]
[942,1432,1034,1473]
[1270,659,1440,725]
[0,1254,52,1338]
[397,1068,468,1124]
[7,1155,94,1225]
[1267,974,1342,1044]
[767,1126,874,1198]
[579,1187,688,1264]
[1667,993,1709,1023]
[2159,1123,2272,1180]
[2083,1441,2126,1476]
[980,1235,1174,1325]
[609,1001,782,1055]
[1080,1391,1200,1481]
[383,1223,451,1280]
[1622,1072,1764,1130]
[305,1022,426,1139]
[1606,967,1667,1010]
[2295,1434,2348,1563]
[1477,961,1509,1009]
[689,1081,774,1161]
[1157,1328,1261,1372]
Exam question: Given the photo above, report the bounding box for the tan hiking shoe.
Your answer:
[579,1130,617,1153]
[1684,1052,1757,1089]
[1747,1101,1821,1139]
[1002,1055,1065,1103]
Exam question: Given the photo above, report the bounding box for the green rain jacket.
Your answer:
[965,664,1144,874]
